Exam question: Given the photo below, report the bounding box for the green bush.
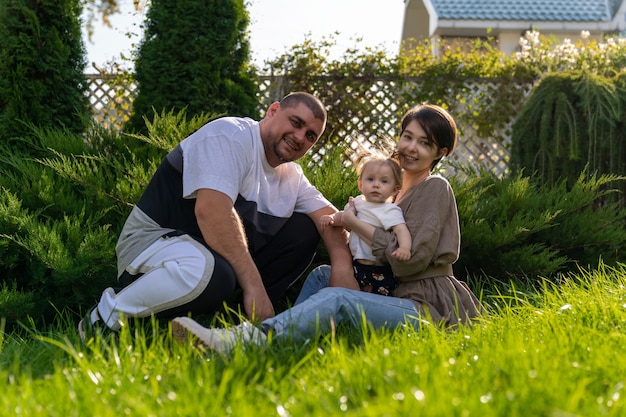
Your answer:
[510,70,626,205]
[127,0,258,133]
[299,143,359,210]
[452,166,626,283]
[4,27,626,327]
[0,0,90,141]
[514,30,626,77]
[1,108,624,327]
[0,110,216,329]
[0,185,118,325]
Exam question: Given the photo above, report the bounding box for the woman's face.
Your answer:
[397,120,445,174]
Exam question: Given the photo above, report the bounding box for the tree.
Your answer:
[0,0,90,141]
[126,0,258,133]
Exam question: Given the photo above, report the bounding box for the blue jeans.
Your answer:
[263,265,421,341]
[293,265,333,305]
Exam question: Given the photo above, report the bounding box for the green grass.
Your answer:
[1,263,625,416]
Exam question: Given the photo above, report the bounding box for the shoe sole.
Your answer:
[77,319,87,340]
[171,317,213,350]
[78,306,107,341]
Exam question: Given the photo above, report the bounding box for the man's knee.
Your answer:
[286,213,320,245]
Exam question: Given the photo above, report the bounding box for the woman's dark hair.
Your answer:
[400,104,457,170]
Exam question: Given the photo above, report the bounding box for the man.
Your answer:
[79,92,357,338]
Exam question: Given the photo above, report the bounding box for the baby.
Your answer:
[320,153,411,295]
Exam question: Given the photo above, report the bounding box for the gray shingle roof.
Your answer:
[429,0,623,21]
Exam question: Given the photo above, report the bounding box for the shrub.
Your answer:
[510,70,626,206]
[1,107,624,327]
[0,186,118,325]
[0,0,90,141]
[299,143,359,210]
[127,0,258,133]
[300,143,626,287]
[452,166,626,284]
[514,30,626,77]
[0,110,216,329]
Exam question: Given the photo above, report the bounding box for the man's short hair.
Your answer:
[280,92,327,122]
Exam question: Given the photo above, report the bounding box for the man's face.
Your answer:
[260,102,326,167]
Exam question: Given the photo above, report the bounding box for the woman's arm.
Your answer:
[390,223,412,261]
[372,178,460,278]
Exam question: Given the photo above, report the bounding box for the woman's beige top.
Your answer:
[371,175,481,326]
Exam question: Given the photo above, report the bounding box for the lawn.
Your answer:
[1,262,625,416]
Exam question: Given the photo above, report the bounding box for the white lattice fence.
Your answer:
[86,74,136,131]
[86,75,532,177]
[445,80,533,176]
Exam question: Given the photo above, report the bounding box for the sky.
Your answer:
[82,0,405,71]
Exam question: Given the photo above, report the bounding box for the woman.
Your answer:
[171,104,482,353]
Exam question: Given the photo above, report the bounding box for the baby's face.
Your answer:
[358,163,399,204]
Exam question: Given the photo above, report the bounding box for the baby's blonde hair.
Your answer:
[351,135,402,188]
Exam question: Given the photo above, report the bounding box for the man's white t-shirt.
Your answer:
[116,116,330,277]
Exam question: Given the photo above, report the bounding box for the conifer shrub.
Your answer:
[510,70,626,206]
[451,166,626,283]
[0,0,90,141]
[1,105,624,326]
[298,143,360,268]
[0,188,118,323]
[4,24,626,326]
[299,143,359,210]
[126,0,258,133]
[0,128,128,327]
[0,110,216,328]
[302,150,626,286]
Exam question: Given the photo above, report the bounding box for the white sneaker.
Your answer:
[171,317,267,353]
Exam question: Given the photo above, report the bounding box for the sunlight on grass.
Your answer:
[0,263,625,416]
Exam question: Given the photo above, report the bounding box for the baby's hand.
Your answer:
[319,215,334,230]
[391,247,411,261]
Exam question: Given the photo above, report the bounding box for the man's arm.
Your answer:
[195,188,274,321]
[309,206,359,290]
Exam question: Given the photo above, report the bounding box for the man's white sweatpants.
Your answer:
[97,235,214,330]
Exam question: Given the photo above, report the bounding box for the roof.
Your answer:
[428,0,624,21]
